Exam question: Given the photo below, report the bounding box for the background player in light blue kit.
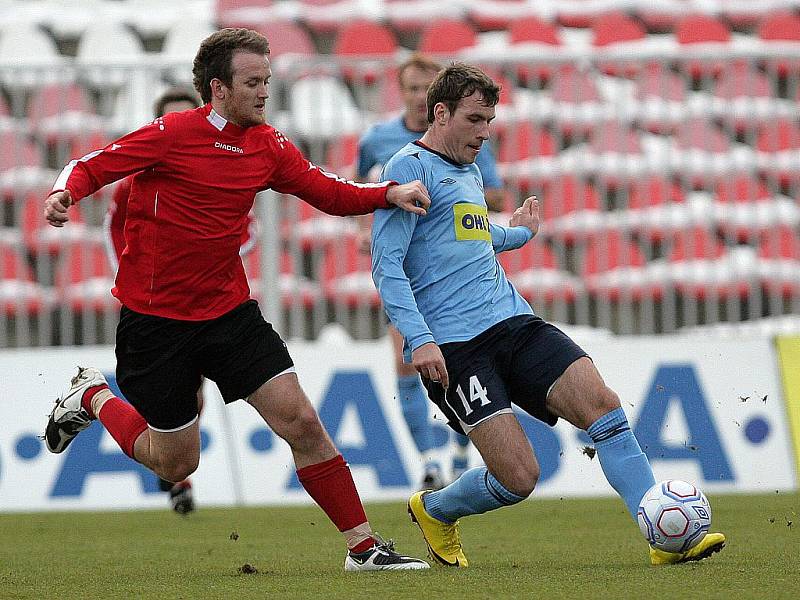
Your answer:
[370,63,726,568]
[358,54,505,489]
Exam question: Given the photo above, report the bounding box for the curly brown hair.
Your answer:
[192,28,270,103]
[426,63,500,123]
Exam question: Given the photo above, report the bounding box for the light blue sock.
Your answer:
[587,407,656,520]
[424,467,525,524]
[398,374,435,454]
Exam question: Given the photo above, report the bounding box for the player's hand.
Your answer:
[412,342,449,390]
[44,190,73,227]
[509,195,540,238]
[386,181,430,216]
[356,228,371,254]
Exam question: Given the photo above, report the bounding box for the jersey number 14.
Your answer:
[455,375,490,416]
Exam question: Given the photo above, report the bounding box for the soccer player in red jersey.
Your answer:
[43,28,430,571]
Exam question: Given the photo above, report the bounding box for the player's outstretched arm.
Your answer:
[386,181,430,216]
[44,190,74,228]
[509,196,540,238]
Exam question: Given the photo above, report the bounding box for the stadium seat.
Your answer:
[321,237,380,307]
[300,0,364,35]
[758,11,800,77]
[714,175,774,241]
[507,15,562,83]
[469,0,536,31]
[756,119,800,187]
[161,20,219,85]
[384,0,465,35]
[281,196,358,250]
[666,227,753,299]
[76,22,145,91]
[712,63,776,132]
[0,240,46,316]
[287,75,363,140]
[216,0,274,27]
[674,14,732,79]
[0,25,64,92]
[550,66,603,135]
[497,237,581,303]
[244,248,321,308]
[55,241,118,312]
[332,20,399,84]
[26,82,107,164]
[22,194,100,256]
[495,122,557,191]
[622,175,688,241]
[418,19,478,55]
[324,134,358,180]
[591,11,649,76]
[540,176,604,243]
[581,232,661,301]
[758,227,800,298]
[633,65,689,133]
[0,130,54,203]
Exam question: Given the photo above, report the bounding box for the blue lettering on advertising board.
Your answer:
[515,410,562,483]
[51,422,159,496]
[288,371,410,489]
[633,364,734,481]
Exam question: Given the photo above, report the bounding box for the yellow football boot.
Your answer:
[649,532,726,565]
[408,491,468,567]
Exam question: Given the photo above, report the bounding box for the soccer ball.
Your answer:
[637,480,711,553]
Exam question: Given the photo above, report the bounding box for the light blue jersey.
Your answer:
[371,141,533,357]
[358,115,502,190]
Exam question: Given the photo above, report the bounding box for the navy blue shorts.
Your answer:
[115,300,294,431]
[422,314,587,435]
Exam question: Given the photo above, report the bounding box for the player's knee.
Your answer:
[503,460,539,498]
[158,458,199,483]
[280,404,325,444]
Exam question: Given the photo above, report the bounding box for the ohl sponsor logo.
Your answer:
[461,212,489,232]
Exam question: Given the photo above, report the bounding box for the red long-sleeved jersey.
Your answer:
[53,104,394,320]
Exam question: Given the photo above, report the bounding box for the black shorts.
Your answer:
[115,300,294,431]
[422,314,587,436]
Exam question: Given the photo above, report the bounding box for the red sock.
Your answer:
[96,398,148,459]
[297,455,373,552]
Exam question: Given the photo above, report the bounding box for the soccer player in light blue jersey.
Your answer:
[357,54,505,490]
[371,63,726,567]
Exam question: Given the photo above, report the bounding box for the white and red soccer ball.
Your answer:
[637,480,712,553]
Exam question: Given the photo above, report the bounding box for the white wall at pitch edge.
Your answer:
[0,330,795,512]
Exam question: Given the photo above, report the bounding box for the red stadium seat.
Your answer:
[498,238,580,303]
[714,175,773,242]
[246,20,316,57]
[508,15,562,82]
[0,130,53,202]
[759,11,800,77]
[713,63,774,132]
[418,19,478,55]
[333,20,399,84]
[666,227,753,299]
[321,238,380,307]
[0,240,46,315]
[55,241,118,312]
[675,119,730,153]
[281,197,358,250]
[591,12,649,76]
[27,82,102,140]
[582,232,660,300]
[469,0,532,31]
[216,0,273,25]
[324,134,359,180]
[496,122,557,163]
[674,14,732,79]
[22,194,93,255]
[244,249,321,308]
[756,119,800,187]
[539,176,604,243]
[758,226,800,298]
[627,176,686,209]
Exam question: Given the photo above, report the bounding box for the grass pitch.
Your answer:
[1,492,797,599]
